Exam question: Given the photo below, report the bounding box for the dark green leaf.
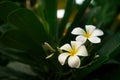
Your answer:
[99,33,120,57]
[35,1,49,33]
[0,30,49,68]
[7,8,50,45]
[0,30,39,50]
[0,66,37,80]
[0,24,11,34]
[0,1,19,21]
[0,48,38,66]
[43,0,57,36]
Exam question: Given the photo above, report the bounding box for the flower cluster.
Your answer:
[58,25,104,68]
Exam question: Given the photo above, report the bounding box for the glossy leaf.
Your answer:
[7,8,50,44]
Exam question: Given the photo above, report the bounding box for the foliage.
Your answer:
[0,0,120,80]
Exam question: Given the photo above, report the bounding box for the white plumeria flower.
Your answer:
[71,25,104,44]
[58,41,88,68]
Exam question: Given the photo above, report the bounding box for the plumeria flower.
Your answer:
[58,41,88,68]
[71,25,104,44]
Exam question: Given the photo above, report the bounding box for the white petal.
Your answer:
[71,41,82,50]
[76,36,87,44]
[58,53,69,65]
[88,37,101,43]
[76,45,88,56]
[85,25,96,34]
[91,29,104,37]
[60,44,72,52]
[71,27,85,35]
[68,56,80,68]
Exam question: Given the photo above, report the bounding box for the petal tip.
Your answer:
[71,27,85,35]
[68,56,80,68]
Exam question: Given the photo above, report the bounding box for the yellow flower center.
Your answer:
[84,33,91,38]
[70,47,77,56]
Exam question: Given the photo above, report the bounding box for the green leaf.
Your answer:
[0,48,43,67]
[0,1,19,21]
[95,3,116,26]
[57,0,74,40]
[0,30,39,50]
[99,33,120,57]
[7,8,50,45]
[0,24,11,34]
[0,29,50,70]
[0,66,37,80]
[0,30,49,68]
[43,0,57,36]
[35,1,49,33]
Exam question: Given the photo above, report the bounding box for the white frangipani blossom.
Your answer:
[58,41,88,68]
[71,25,104,44]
